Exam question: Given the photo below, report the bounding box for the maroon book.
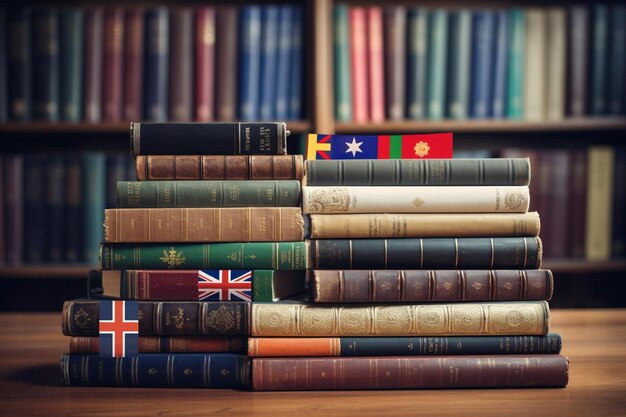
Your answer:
[170,7,194,121]
[2,155,22,265]
[195,7,216,121]
[102,8,124,122]
[215,6,238,121]
[569,149,587,258]
[123,8,144,122]
[83,8,103,123]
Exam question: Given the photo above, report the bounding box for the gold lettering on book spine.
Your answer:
[307,188,350,213]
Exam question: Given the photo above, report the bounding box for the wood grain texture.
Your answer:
[0,310,625,415]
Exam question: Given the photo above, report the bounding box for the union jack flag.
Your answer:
[99,300,139,358]
[197,270,253,301]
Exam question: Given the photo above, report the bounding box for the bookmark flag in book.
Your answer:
[198,270,253,301]
[306,132,453,160]
[99,300,139,358]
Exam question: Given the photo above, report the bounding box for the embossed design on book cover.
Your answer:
[307,188,350,212]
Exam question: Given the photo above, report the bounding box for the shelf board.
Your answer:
[0,265,94,278]
[335,118,626,134]
[0,120,312,135]
[543,259,626,274]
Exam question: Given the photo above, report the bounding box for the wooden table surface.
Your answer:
[0,309,625,416]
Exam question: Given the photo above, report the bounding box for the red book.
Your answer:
[195,7,216,121]
[123,8,144,122]
[367,7,385,122]
[349,7,368,122]
[102,8,124,122]
[83,8,103,123]
[215,6,238,121]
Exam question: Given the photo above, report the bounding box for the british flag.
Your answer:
[197,270,253,301]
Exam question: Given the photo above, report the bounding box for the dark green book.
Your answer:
[334,4,351,122]
[100,242,309,270]
[59,8,84,122]
[117,180,301,208]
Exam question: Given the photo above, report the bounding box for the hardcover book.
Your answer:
[70,336,247,354]
[195,7,216,121]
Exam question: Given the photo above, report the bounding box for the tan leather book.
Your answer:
[251,301,550,336]
[585,146,615,260]
[104,207,304,242]
[135,154,303,180]
[310,212,540,238]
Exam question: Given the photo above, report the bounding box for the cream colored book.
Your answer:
[546,7,566,120]
[585,146,615,260]
[310,212,540,238]
[302,186,530,214]
[524,8,547,121]
[251,301,549,336]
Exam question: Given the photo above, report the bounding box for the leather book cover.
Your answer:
[215,6,238,121]
[32,8,59,121]
[569,149,587,258]
[102,8,124,122]
[123,8,144,121]
[567,6,590,116]
[135,155,304,181]
[384,7,406,121]
[169,7,193,121]
[64,156,82,263]
[83,8,103,123]
[70,336,246,354]
[195,7,216,121]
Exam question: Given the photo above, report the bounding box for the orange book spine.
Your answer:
[248,338,340,357]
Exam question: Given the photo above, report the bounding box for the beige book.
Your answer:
[302,186,530,214]
[585,146,615,260]
[546,8,566,120]
[251,301,549,336]
[103,207,305,243]
[524,8,547,121]
[310,212,540,238]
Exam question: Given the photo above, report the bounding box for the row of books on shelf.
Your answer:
[334,4,626,123]
[0,5,304,124]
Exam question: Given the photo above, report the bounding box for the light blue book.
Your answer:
[446,10,472,119]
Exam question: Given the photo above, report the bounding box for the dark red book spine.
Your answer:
[70,336,246,354]
[123,8,144,122]
[252,355,569,390]
[102,8,124,122]
[195,7,216,121]
[83,8,103,122]
[169,7,194,121]
[215,6,238,121]
[349,7,368,122]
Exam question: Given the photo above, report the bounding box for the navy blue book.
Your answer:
[590,4,608,115]
[0,8,7,122]
[274,5,293,120]
[289,5,304,120]
[609,5,626,115]
[7,8,32,121]
[60,354,250,388]
[46,156,65,263]
[32,8,60,121]
[24,155,47,263]
[407,8,428,120]
[143,8,169,121]
[238,6,262,121]
[470,10,495,119]
[491,10,508,118]
[259,6,279,120]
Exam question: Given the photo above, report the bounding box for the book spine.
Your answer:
[569,149,587,258]
[590,5,609,115]
[100,242,309,270]
[524,8,547,120]
[62,300,250,336]
[59,9,84,122]
[546,8,566,120]
[384,7,406,121]
[103,207,305,243]
[259,6,279,120]
[251,301,550,337]
[0,9,7,122]
[446,10,472,119]
[106,154,129,209]
[24,155,47,263]
[61,354,250,388]
[7,8,32,121]
[131,122,288,156]
[427,10,448,120]
[407,8,428,120]
[248,334,562,357]
[585,146,614,260]
[3,155,23,264]
[215,6,238,121]
[83,153,106,265]
[64,156,82,262]
[311,237,542,269]
[143,8,169,122]
[288,5,304,121]
[567,6,590,116]
[334,4,351,122]
[238,6,262,121]
[313,269,553,302]
[506,8,525,119]
[46,157,65,262]
[613,149,626,257]
[305,158,531,186]
[274,5,293,121]
[367,7,385,122]
[543,151,570,258]
[70,336,247,354]
[169,8,194,122]
[136,155,304,181]
[609,5,626,115]
[117,180,301,208]
[491,10,508,118]
[310,212,540,239]
[195,7,216,122]
[83,8,103,123]
[350,7,368,122]
[102,8,124,122]
[470,10,495,119]
[32,8,59,121]
[123,8,144,121]
[302,186,530,214]
[251,355,568,390]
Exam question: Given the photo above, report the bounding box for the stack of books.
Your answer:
[248,157,569,390]
[60,122,307,388]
